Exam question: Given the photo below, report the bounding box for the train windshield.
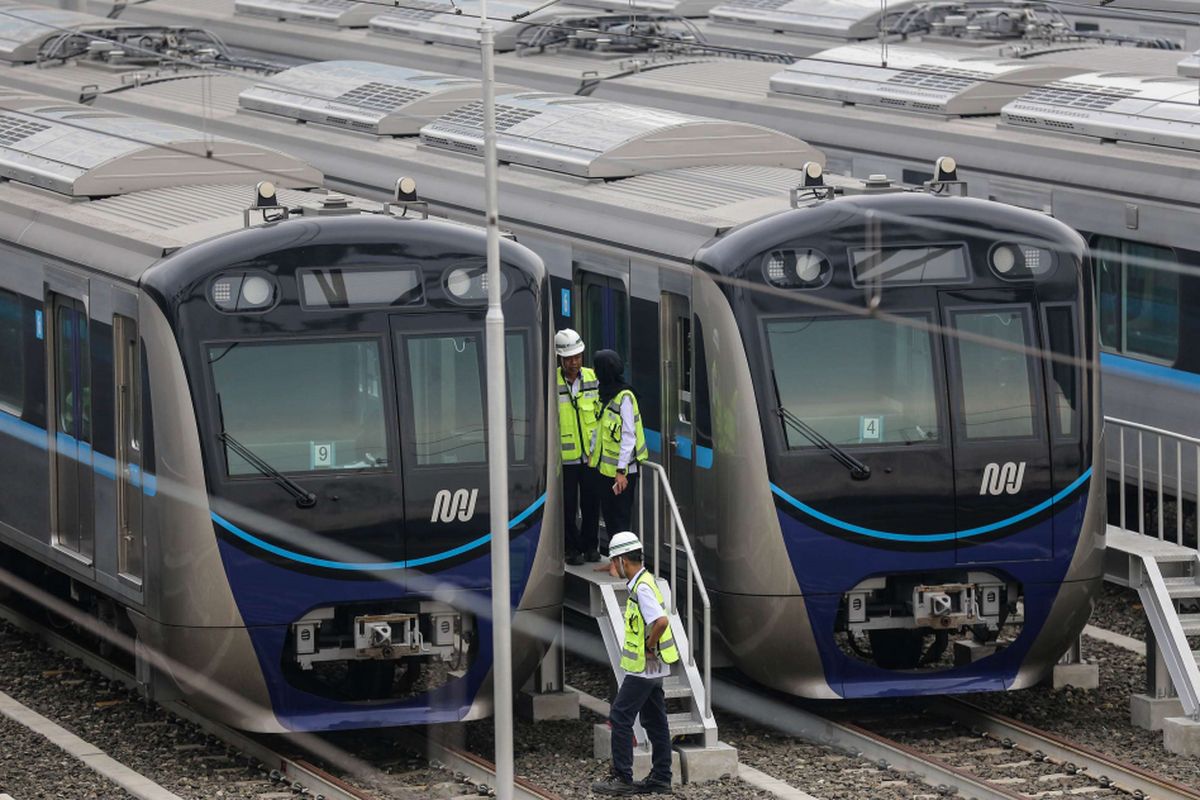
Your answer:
[765,314,940,447]
[208,338,388,475]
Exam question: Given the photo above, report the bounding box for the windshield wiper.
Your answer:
[219,431,318,508]
[216,393,316,508]
[775,405,871,481]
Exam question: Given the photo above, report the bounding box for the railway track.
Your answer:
[829,696,1200,800]
[0,595,560,800]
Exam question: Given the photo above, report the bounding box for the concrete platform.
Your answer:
[1052,662,1099,690]
[1164,715,1200,756]
[1131,693,1185,731]
[677,741,738,783]
[517,689,580,721]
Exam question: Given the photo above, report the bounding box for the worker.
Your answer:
[555,329,602,565]
[591,531,677,796]
[589,350,648,537]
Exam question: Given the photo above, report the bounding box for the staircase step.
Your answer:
[1177,613,1200,635]
[662,680,692,699]
[667,712,706,736]
[1165,577,1200,599]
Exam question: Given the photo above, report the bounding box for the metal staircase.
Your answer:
[1104,417,1200,727]
[564,462,730,780]
[1105,525,1200,720]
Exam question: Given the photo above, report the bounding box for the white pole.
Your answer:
[480,0,514,796]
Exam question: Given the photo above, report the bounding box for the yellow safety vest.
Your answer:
[589,389,648,478]
[557,367,599,464]
[620,569,679,673]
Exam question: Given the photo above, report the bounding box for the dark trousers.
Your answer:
[609,675,671,784]
[599,470,638,536]
[563,463,600,556]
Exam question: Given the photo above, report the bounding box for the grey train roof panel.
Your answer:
[239,60,487,135]
[708,0,918,39]
[233,0,380,27]
[770,44,1084,116]
[419,91,821,178]
[0,4,131,63]
[1180,49,1200,78]
[368,0,551,51]
[1002,72,1200,152]
[0,93,321,196]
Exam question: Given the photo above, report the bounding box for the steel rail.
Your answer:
[402,731,563,800]
[936,697,1200,800]
[709,679,1024,800]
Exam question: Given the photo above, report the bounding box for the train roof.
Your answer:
[0,89,397,281]
[0,58,836,260]
[0,3,137,62]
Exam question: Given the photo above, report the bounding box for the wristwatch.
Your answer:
[617,467,627,475]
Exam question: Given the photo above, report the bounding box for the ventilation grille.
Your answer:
[887,65,992,93]
[335,82,430,111]
[439,101,538,131]
[0,116,50,146]
[1019,81,1139,110]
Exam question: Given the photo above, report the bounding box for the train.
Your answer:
[0,22,1111,696]
[0,90,564,731]
[74,0,1200,463]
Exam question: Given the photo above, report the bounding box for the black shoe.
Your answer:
[586,549,602,563]
[567,551,585,566]
[634,778,673,794]
[591,775,637,795]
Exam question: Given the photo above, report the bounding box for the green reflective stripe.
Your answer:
[600,455,619,466]
[561,442,576,452]
[582,381,599,389]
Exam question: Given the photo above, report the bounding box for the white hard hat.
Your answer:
[607,531,642,559]
[555,328,585,358]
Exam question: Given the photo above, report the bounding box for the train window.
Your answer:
[506,332,529,463]
[1043,305,1078,439]
[952,309,1037,440]
[1093,236,1178,363]
[55,302,90,441]
[849,244,970,286]
[406,334,486,466]
[209,339,389,475]
[765,315,940,447]
[678,316,692,423]
[113,315,143,581]
[0,290,22,415]
[581,274,629,370]
[299,267,423,310]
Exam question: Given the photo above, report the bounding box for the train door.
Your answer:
[578,271,629,373]
[659,292,694,534]
[940,290,1054,563]
[48,291,94,561]
[113,311,143,585]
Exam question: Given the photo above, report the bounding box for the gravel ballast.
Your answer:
[0,712,136,800]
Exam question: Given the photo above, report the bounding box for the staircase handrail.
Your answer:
[639,460,713,720]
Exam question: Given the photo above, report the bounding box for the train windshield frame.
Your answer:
[763,312,943,449]
[207,336,391,477]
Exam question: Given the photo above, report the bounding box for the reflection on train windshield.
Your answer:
[766,315,940,448]
[209,339,388,475]
[951,309,1037,440]
[403,332,528,465]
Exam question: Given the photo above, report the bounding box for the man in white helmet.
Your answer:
[591,531,677,796]
[555,328,602,565]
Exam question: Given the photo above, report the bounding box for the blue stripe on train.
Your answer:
[770,468,1091,542]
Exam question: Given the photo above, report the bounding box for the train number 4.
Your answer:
[980,462,1026,496]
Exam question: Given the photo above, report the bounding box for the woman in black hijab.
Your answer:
[589,350,647,541]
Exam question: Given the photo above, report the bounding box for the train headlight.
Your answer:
[242,275,273,306]
[209,272,278,313]
[763,248,831,289]
[989,242,1055,279]
[991,244,1018,274]
[445,265,508,302]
